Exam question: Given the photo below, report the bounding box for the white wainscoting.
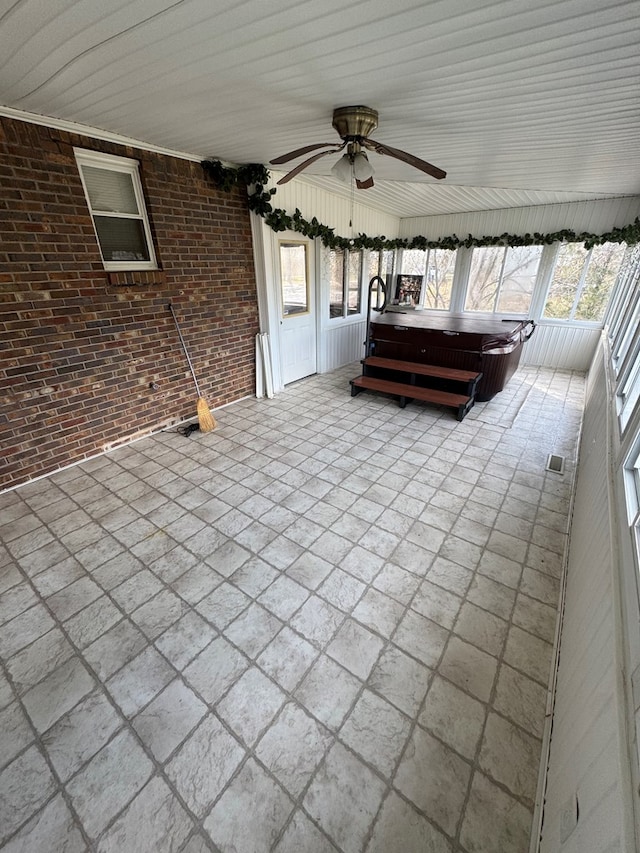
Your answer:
[321,320,367,373]
[520,324,601,371]
[539,347,635,852]
[320,320,601,374]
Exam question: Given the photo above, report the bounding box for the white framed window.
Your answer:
[401,248,457,310]
[613,290,640,375]
[367,248,395,310]
[368,249,395,288]
[400,249,427,279]
[623,433,640,524]
[465,245,542,314]
[329,248,362,319]
[619,357,640,434]
[543,241,627,323]
[617,309,640,433]
[610,245,640,368]
[74,148,157,271]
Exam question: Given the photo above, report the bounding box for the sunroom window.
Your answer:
[329,248,362,319]
[619,356,640,434]
[609,247,640,367]
[368,249,395,287]
[465,245,541,314]
[402,248,456,310]
[543,241,627,322]
[367,249,395,310]
[74,149,157,271]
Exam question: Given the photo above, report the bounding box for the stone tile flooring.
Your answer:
[0,363,584,852]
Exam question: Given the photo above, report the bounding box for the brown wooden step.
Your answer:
[363,356,481,384]
[350,375,474,420]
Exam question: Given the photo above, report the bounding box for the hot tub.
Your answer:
[368,311,535,401]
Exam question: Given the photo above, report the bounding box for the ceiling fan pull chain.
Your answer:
[349,166,355,230]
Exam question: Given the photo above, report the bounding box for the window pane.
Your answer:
[369,249,394,281]
[329,249,344,318]
[367,252,379,283]
[280,242,308,316]
[94,217,150,261]
[402,250,427,276]
[614,293,640,370]
[366,250,389,310]
[497,245,542,314]
[610,245,640,349]
[575,242,627,322]
[620,359,640,432]
[465,247,504,311]
[544,242,589,319]
[381,250,395,281]
[347,251,362,315]
[424,249,456,310]
[82,166,139,214]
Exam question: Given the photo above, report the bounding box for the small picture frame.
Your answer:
[395,274,423,306]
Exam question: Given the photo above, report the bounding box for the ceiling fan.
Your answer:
[270,105,446,189]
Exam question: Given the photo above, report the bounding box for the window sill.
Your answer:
[327,314,366,325]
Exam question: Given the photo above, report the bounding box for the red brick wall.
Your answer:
[0,116,259,491]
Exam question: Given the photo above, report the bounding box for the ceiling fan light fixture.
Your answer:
[331,153,353,183]
[352,152,374,182]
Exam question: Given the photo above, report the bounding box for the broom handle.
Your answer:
[168,303,203,397]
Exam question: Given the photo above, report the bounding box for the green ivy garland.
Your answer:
[201,160,640,252]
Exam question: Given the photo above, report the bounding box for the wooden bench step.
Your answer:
[350,376,474,420]
[363,356,481,383]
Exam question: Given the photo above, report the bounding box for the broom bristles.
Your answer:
[197,397,217,432]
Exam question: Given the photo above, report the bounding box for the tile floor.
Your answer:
[0,363,584,853]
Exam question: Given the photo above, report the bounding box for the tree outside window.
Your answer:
[279,242,308,316]
[366,249,394,310]
[544,241,628,322]
[368,249,395,286]
[329,249,363,318]
[543,243,627,323]
[465,245,541,314]
[401,249,456,310]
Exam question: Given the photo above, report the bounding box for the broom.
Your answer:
[168,303,217,432]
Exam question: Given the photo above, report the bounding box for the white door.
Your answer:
[278,239,317,384]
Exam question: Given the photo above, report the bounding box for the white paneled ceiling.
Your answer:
[1,0,639,218]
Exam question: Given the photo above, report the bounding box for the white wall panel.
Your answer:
[270,175,400,240]
[320,315,601,374]
[322,321,367,373]
[521,325,601,371]
[400,197,640,241]
[539,347,634,852]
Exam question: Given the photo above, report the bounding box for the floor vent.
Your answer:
[546,453,565,474]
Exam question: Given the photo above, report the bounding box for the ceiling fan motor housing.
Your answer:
[332,106,378,139]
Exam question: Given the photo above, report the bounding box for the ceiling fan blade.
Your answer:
[270,142,341,165]
[356,176,374,189]
[276,148,341,185]
[365,139,446,180]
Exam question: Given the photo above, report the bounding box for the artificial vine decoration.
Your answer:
[201,160,640,251]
